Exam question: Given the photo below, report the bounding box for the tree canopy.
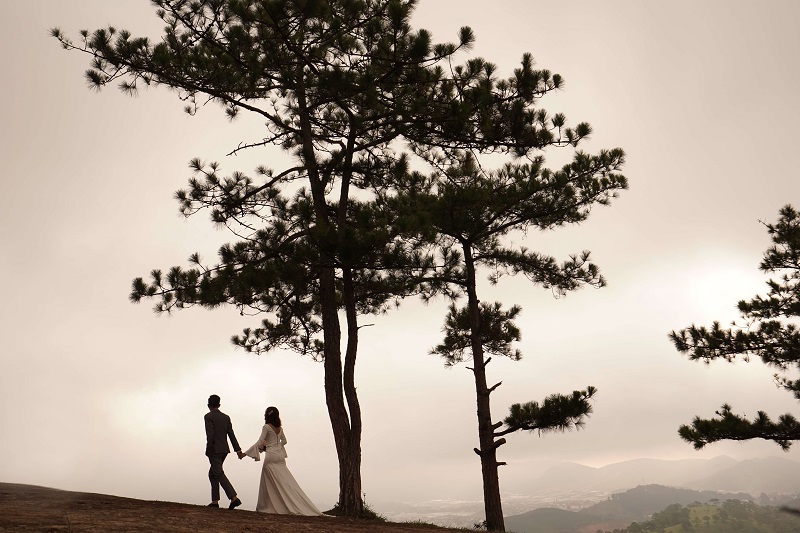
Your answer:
[670,205,800,450]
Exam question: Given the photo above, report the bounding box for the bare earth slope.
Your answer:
[0,483,469,533]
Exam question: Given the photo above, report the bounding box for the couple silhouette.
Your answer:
[203,394,322,515]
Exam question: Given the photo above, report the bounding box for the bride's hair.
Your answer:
[264,406,282,427]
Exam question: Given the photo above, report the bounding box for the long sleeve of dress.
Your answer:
[278,429,288,457]
[243,425,270,461]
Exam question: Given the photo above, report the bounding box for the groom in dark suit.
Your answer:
[204,394,244,509]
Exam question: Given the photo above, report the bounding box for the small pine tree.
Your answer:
[393,146,626,530]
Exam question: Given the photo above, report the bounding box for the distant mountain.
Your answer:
[507,455,799,496]
[684,456,800,494]
[504,484,754,533]
[521,462,602,492]
[599,456,737,490]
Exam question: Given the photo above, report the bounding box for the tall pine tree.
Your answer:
[54,0,473,514]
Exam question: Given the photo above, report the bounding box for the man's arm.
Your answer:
[227,417,242,453]
[205,415,214,456]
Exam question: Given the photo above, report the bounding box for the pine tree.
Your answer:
[129,169,430,514]
[53,0,472,514]
[390,147,626,530]
[670,205,800,450]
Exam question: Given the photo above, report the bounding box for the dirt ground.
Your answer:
[0,483,473,533]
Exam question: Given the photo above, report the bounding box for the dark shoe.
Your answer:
[228,498,242,510]
[207,503,219,508]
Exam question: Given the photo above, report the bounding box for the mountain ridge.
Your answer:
[504,455,800,496]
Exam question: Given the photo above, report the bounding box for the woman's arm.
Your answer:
[242,425,270,460]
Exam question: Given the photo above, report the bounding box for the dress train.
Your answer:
[244,424,322,516]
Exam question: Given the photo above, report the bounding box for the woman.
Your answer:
[242,406,323,516]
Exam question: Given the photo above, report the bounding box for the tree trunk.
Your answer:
[341,267,364,514]
[319,266,360,513]
[463,244,505,532]
[296,77,362,515]
[335,115,364,515]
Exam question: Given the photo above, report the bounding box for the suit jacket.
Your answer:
[204,408,241,456]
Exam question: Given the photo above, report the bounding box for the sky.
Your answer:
[2,0,800,514]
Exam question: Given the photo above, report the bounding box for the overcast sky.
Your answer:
[2,0,800,513]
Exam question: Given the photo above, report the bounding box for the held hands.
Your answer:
[237,451,246,459]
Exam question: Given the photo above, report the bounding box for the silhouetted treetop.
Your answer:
[671,205,800,450]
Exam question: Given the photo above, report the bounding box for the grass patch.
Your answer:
[323,502,386,521]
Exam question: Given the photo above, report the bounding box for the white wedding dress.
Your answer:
[243,424,322,516]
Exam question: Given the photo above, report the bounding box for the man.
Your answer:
[204,394,244,509]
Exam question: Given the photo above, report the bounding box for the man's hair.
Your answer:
[208,394,221,408]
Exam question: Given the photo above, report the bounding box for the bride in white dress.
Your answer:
[242,406,323,516]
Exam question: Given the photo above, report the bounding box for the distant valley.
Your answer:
[378,456,800,529]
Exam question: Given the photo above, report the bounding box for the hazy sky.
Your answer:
[2,0,800,513]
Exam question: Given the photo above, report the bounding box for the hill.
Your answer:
[583,484,752,521]
[503,507,613,533]
[504,484,754,533]
[603,500,800,532]
[0,483,473,533]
